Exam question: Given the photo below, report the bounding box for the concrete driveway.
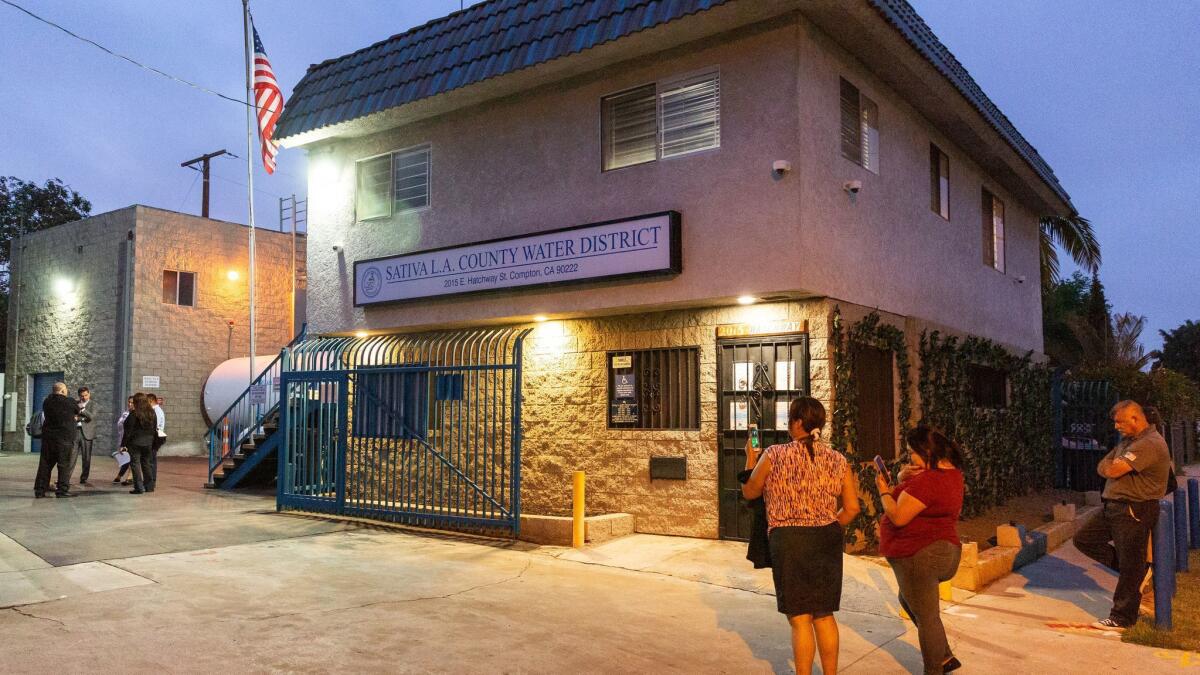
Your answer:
[0,453,1186,673]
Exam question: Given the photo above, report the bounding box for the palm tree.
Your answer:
[1039,213,1101,286]
[1110,313,1152,371]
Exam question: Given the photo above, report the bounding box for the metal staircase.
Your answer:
[205,325,306,489]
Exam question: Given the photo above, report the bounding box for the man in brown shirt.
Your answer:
[1073,400,1171,630]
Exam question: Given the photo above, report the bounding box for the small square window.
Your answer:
[967,364,1008,408]
[354,144,430,222]
[161,270,195,306]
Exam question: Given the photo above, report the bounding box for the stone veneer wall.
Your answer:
[2,208,133,455]
[519,299,833,539]
[130,207,306,456]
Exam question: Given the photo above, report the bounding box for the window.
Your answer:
[930,144,950,219]
[967,364,1008,408]
[355,144,431,221]
[982,188,1006,272]
[602,70,720,171]
[607,347,700,429]
[162,270,195,306]
[840,78,879,173]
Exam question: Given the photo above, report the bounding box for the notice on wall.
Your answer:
[733,362,752,391]
[611,355,632,369]
[776,401,790,431]
[614,373,636,400]
[610,402,639,425]
[729,400,749,431]
[354,212,681,305]
[248,384,268,406]
[141,376,160,388]
[775,361,796,390]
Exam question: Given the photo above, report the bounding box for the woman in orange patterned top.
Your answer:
[743,397,861,674]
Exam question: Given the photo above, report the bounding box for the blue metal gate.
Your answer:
[277,329,529,535]
[1053,377,1118,492]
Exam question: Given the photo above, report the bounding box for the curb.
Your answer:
[951,502,1100,592]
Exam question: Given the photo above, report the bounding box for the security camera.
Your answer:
[332,243,343,253]
[1017,275,1027,284]
[772,160,792,177]
[843,180,862,195]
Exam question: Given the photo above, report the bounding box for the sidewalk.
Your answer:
[0,452,1190,673]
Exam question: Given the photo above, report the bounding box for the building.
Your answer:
[3,206,306,458]
[273,0,1074,539]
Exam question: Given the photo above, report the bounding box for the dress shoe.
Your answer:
[129,489,144,494]
[55,492,77,498]
[145,488,155,493]
[112,478,122,484]
[122,480,132,486]
[34,492,46,498]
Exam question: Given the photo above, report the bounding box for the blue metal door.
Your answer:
[30,372,65,454]
[277,372,347,513]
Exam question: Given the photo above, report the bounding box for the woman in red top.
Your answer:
[875,426,965,675]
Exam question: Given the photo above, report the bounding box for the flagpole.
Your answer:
[242,0,257,391]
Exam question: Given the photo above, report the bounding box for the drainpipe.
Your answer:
[116,230,134,405]
[5,239,23,450]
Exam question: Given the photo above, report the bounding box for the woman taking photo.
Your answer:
[122,393,157,494]
[743,397,861,674]
[875,425,965,675]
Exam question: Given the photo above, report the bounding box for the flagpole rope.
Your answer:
[0,0,253,109]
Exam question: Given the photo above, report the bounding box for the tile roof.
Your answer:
[276,0,1070,208]
[274,0,731,142]
[867,0,1071,207]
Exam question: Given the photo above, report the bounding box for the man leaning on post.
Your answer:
[1073,400,1171,631]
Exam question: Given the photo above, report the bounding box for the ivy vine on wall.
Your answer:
[917,330,1054,518]
[829,307,912,547]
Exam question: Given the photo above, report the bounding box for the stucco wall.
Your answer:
[792,15,1043,353]
[305,17,805,335]
[130,207,305,456]
[2,208,132,455]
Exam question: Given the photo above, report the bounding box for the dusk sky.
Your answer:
[1,0,1195,351]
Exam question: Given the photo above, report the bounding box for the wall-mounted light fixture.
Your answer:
[227,270,240,281]
[53,277,74,296]
[354,330,369,338]
[737,295,757,306]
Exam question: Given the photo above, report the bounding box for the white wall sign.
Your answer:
[142,376,160,388]
[248,385,268,406]
[354,212,681,305]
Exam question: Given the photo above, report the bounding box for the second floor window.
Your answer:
[982,188,1006,273]
[930,144,950,219]
[602,70,720,171]
[356,144,431,221]
[162,270,195,307]
[840,77,879,173]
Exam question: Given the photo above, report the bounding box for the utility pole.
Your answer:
[180,149,229,218]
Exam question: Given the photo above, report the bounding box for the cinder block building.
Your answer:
[271,0,1075,539]
[3,206,305,458]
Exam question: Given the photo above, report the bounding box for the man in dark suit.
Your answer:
[71,386,99,486]
[34,382,80,498]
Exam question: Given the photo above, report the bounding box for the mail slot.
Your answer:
[649,456,687,480]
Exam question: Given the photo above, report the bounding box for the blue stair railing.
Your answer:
[206,324,307,485]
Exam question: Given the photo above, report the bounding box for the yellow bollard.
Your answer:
[939,580,953,601]
[572,471,586,548]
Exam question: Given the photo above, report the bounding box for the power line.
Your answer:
[177,171,201,211]
[0,0,251,108]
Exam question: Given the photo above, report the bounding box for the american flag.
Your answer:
[252,22,283,174]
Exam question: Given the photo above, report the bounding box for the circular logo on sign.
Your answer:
[362,267,383,299]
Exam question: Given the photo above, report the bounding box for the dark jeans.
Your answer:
[1074,499,1159,625]
[149,436,165,490]
[888,540,962,675]
[128,444,153,492]
[72,435,94,483]
[34,437,73,495]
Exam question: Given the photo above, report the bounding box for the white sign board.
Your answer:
[248,385,268,406]
[142,376,160,388]
[354,212,681,305]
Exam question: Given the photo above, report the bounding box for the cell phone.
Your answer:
[749,424,760,449]
[873,455,889,480]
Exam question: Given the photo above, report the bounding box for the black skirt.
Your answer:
[768,523,844,616]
